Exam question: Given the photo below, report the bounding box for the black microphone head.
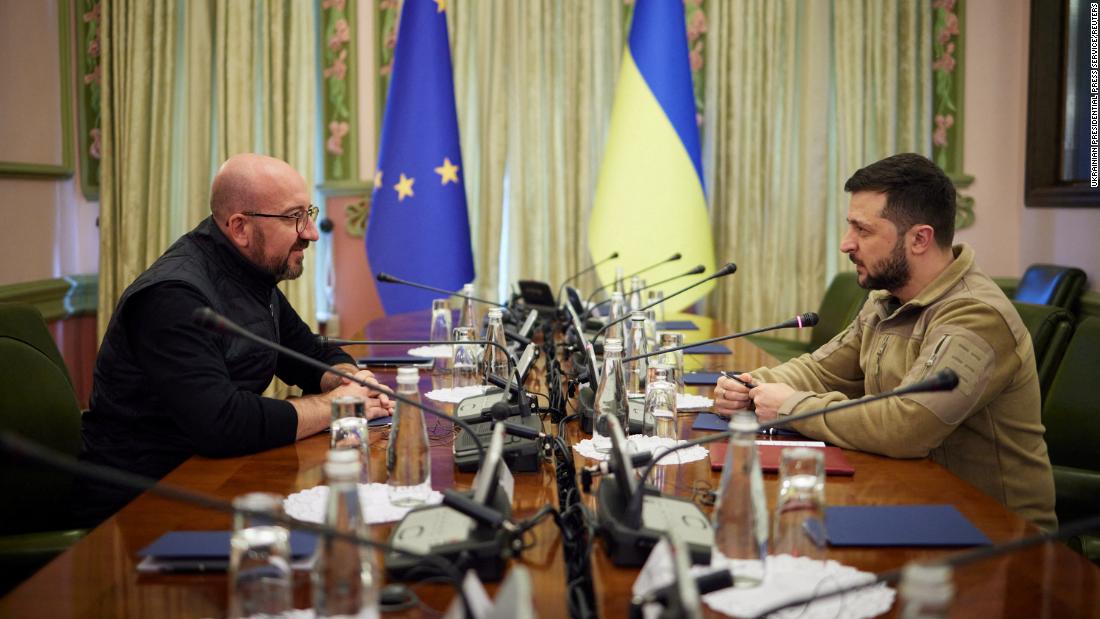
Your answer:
[714,262,738,277]
[375,272,398,283]
[696,569,735,595]
[609,251,620,259]
[191,306,222,331]
[668,252,683,261]
[489,400,513,422]
[686,264,706,276]
[927,368,960,391]
[798,312,820,328]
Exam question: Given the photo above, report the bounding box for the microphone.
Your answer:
[620,312,819,363]
[191,307,486,459]
[581,451,654,493]
[623,369,961,528]
[592,262,738,343]
[442,489,515,532]
[318,336,531,420]
[631,568,733,617]
[0,431,474,612]
[584,253,683,307]
[583,264,707,319]
[376,272,506,309]
[556,251,619,309]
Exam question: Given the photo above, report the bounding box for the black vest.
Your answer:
[83,217,285,476]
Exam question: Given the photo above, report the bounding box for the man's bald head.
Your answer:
[210,154,306,223]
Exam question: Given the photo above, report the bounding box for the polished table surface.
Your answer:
[3,310,1100,618]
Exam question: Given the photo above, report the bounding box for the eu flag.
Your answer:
[366,0,475,314]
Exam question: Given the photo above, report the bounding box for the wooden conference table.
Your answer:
[2,310,1100,618]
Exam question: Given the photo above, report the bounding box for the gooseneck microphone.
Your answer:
[583,264,707,319]
[320,336,531,420]
[0,431,475,614]
[622,369,960,528]
[593,262,738,343]
[584,252,684,306]
[556,251,619,308]
[621,312,820,363]
[192,307,486,459]
[376,272,505,308]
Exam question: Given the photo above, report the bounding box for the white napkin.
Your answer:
[700,555,896,619]
[424,385,490,403]
[284,483,443,525]
[573,435,709,465]
[408,345,454,358]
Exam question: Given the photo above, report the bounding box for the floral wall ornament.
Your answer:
[321,0,358,182]
[344,198,370,238]
[932,0,974,230]
[77,0,103,198]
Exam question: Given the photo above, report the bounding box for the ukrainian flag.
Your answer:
[589,0,716,311]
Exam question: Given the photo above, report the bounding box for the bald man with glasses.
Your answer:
[78,154,392,526]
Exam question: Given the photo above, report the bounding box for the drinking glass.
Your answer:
[654,332,685,391]
[330,395,370,484]
[643,365,678,438]
[773,447,827,559]
[451,326,480,388]
[430,299,453,374]
[228,493,292,619]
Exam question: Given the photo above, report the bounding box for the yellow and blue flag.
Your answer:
[589,0,716,311]
[366,0,474,314]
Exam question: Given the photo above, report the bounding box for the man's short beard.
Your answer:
[254,227,307,281]
[854,237,910,292]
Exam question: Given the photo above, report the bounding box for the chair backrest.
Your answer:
[1015,264,1087,309]
[809,272,869,349]
[1043,316,1100,473]
[1011,301,1074,400]
[0,303,82,535]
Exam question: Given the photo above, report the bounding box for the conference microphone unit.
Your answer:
[555,251,619,311]
[584,252,684,306]
[630,557,733,619]
[191,307,487,460]
[592,262,737,343]
[621,311,819,364]
[750,509,1100,619]
[583,264,707,319]
[386,423,516,581]
[0,431,478,615]
[594,370,961,567]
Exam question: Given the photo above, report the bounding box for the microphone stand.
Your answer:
[582,265,706,320]
[375,273,506,308]
[592,263,737,344]
[193,308,485,460]
[556,251,619,311]
[620,313,819,364]
[583,253,682,309]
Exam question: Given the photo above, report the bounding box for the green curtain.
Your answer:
[704,0,931,335]
[98,0,318,345]
[447,0,626,300]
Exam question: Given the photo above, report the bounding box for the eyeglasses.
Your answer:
[241,205,319,234]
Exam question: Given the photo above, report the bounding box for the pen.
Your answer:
[720,371,775,435]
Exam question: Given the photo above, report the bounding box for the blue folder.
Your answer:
[825,505,991,547]
[683,371,723,385]
[138,531,317,561]
[683,343,731,355]
[657,320,699,331]
[691,413,804,437]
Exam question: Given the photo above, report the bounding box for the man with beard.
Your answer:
[713,153,1056,529]
[78,154,393,525]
